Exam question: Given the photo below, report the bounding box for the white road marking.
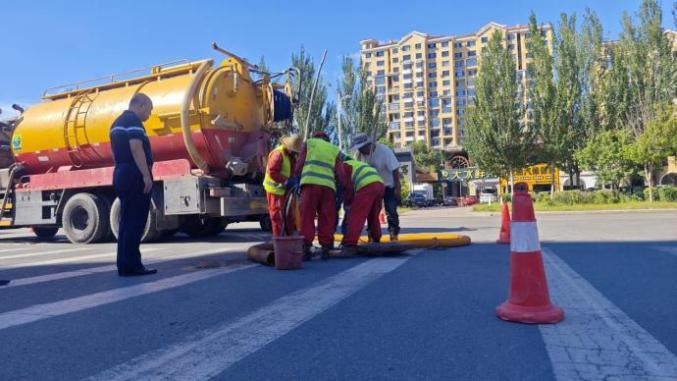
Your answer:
[0,247,91,260]
[86,255,413,381]
[0,262,256,331]
[0,248,158,270]
[4,246,247,288]
[540,248,677,381]
[654,246,677,258]
[0,247,38,254]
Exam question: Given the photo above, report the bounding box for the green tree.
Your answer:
[290,47,336,139]
[465,30,536,193]
[629,104,677,182]
[576,129,636,190]
[528,13,562,195]
[337,56,386,148]
[410,141,442,171]
[615,0,676,200]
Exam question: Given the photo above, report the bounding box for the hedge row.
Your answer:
[499,186,677,205]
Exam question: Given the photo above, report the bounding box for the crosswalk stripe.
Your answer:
[85,255,414,381]
[0,247,91,260]
[0,248,158,270]
[540,248,677,380]
[0,262,257,331]
[4,246,248,288]
[654,246,677,258]
[0,247,44,254]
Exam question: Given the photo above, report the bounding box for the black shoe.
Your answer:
[118,267,157,277]
[302,244,314,261]
[321,245,333,260]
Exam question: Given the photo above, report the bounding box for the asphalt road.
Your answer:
[1,207,676,380]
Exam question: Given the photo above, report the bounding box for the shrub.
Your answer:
[643,186,677,202]
[535,192,551,204]
[501,193,512,203]
[592,190,618,204]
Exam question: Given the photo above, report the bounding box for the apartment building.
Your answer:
[360,22,552,152]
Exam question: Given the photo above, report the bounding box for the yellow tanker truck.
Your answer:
[0,44,297,243]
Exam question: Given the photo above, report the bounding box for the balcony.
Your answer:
[417,116,425,122]
[388,122,401,130]
[402,69,412,75]
[388,103,400,111]
[403,117,414,123]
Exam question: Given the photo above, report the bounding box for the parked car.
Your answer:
[443,196,458,206]
[410,192,431,208]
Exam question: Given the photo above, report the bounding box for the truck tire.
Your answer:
[62,193,111,244]
[110,198,162,243]
[259,214,272,232]
[32,226,59,241]
[180,217,227,238]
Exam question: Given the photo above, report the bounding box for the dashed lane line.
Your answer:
[0,262,257,331]
[84,255,414,381]
[540,248,677,381]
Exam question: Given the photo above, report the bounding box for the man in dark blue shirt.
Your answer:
[111,93,157,276]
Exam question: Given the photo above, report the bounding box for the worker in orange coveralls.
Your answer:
[340,157,385,256]
[290,131,352,259]
[263,134,302,237]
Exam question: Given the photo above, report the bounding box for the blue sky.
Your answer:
[0,0,672,119]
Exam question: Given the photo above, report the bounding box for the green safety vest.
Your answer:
[346,159,383,191]
[301,138,340,191]
[263,145,291,196]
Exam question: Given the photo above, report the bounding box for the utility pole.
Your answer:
[336,94,352,151]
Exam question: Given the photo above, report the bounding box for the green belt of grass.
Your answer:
[472,200,677,212]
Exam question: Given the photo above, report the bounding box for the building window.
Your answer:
[415,43,422,49]
[428,62,436,68]
[455,61,464,68]
[441,51,449,57]
[508,44,515,50]
[377,69,385,75]
[466,58,477,67]
[507,33,515,41]
[467,51,476,57]
[454,42,463,49]
[467,68,477,77]
[455,69,464,78]
[441,70,450,77]
[467,41,476,47]
[427,53,436,59]
[416,91,424,98]
[428,43,436,49]
[403,54,411,61]
[365,52,372,58]
[429,91,438,97]
[456,99,465,106]
[392,48,399,54]
[416,53,422,59]
[428,72,437,78]
[481,37,488,43]
[393,57,399,63]
[454,52,463,59]
[415,72,423,78]
[403,73,412,80]
[442,41,449,47]
[442,61,450,67]
[377,60,384,66]
[442,80,451,86]
[402,45,411,52]
[429,81,437,88]
[393,67,399,73]
[455,89,466,96]
[376,51,384,57]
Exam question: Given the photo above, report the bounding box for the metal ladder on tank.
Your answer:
[63,93,96,167]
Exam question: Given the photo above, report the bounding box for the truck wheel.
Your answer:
[259,215,272,232]
[110,198,162,243]
[62,193,111,244]
[32,227,59,240]
[180,217,227,238]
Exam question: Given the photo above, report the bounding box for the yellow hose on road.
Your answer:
[334,232,471,248]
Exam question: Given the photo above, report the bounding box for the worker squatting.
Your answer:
[264,131,402,259]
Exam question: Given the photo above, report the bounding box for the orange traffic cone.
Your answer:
[496,182,563,324]
[496,202,511,244]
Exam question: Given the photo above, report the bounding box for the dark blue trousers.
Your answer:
[383,186,400,235]
[114,166,151,272]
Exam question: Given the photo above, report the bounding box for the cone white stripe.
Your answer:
[510,221,540,253]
